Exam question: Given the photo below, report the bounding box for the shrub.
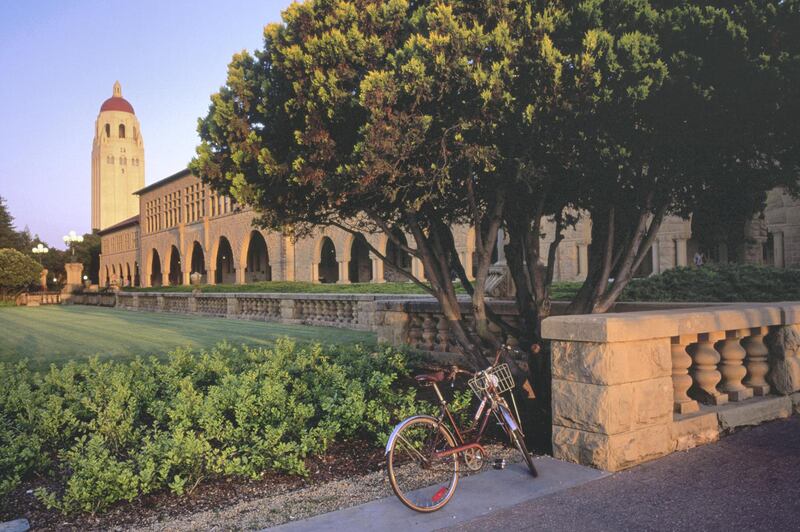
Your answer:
[0,248,41,300]
[621,264,800,302]
[0,340,433,514]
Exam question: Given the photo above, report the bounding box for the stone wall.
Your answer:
[542,303,800,471]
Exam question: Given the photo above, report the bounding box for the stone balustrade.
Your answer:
[66,292,116,307]
[15,292,62,306]
[542,303,800,472]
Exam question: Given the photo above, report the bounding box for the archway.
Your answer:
[190,242,207,283]
[318,237,338,283]
[125,263,132,287]
[246,231,271,282]
[118,264,124,286]
[215,237,235,284]
[348,234,372,283]
[150,250,162,287]
[385,231,412,282]
[134,262,140,287]
[104,265,110,287]
[168,246,182,285]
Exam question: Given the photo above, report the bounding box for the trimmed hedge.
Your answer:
[0,340,438,514]
[621,264,800,302]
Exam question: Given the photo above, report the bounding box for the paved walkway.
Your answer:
[270,456,607,531]
[450,416,800,531]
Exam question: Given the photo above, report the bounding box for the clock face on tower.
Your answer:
[91,81,145,231]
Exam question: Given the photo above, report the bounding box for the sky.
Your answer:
[0,0,294,249]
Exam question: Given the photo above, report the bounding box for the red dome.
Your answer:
[100,96,135,114]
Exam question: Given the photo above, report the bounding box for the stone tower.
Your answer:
[91,81,144,230]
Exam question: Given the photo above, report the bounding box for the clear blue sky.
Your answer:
[0,0,293,248]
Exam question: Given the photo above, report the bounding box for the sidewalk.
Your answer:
[449,416,800,531]
[269,456,607,531]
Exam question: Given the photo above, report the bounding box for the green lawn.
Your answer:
[0,305,375,369]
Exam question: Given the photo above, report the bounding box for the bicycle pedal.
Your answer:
[493,458,506,470]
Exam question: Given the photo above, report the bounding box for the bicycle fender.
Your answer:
[498,403,519,432]
[384,415,440,456]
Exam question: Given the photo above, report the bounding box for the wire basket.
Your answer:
[468,363,514,399]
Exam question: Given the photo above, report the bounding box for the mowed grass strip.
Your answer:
[0,305,375,369]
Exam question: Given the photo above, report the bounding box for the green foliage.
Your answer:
[0,340,425,514]
[0,197,24,251]
[621,264,800,302]
[0,248,42,299]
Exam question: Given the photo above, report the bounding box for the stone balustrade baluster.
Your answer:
[742,326,771,396]
[688,332,728,405]
[671,336,699,414]
[337,300,347,324]
[436,314,450,352]
[716,330,753,401]
[421,313,436,351]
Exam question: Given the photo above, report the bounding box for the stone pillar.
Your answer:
[372,256,385,283]
[412,258,426,281]
[688,332,728,405]
[773,232,785,268]
[764,324,800,394]
[716,330,753,402]
[577,244,589,279]
[671,336,699,414]
[742,326,770,396]
[161,272,170,287]
[496,228,506,263]
[651,239,660,275]
[236,266,246,285]
[63,263,83,294]
[40,268,49,291]
[337,260,350,284]
[206,269,216,285]
[675,238,688,267]
[311,261,319,283]
[182,270,191,286]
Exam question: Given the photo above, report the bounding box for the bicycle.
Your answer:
[385,345,538,512]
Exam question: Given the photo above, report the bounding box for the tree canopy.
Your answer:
[192,0,800,372]
[0,248,42,300]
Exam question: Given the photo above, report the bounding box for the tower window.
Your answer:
[119,124,126,138]
[105,124,110,137]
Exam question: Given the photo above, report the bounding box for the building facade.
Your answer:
[96,86,797,289]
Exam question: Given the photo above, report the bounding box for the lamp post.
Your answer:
[32,243,49,291]
[62,230,83,259]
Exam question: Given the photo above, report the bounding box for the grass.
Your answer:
[0,305,375,370]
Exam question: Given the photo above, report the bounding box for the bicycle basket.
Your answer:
[468,363,514,398]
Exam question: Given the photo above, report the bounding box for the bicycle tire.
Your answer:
[512,428,538,477]
[386,416,459,512]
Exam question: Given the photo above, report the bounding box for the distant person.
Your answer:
[693,251,705,267]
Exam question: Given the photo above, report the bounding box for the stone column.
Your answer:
[671,336,699,414]
[650,239,661,275]
[161,272,170,287]
[236,266,246,285]
[773,232,785,268]
[40,268,49,291]
[337,260,350,284]
[311,261,319,283]
[372,256,385,283]
[206,269,216,285]
[496,228,506,263]
[182,270,191,286]
[63,263,83,294]
[577,244,589,279]
[675,238,688,267]
[412,258,426,281]
[688,332,728,405]
[716,330,753,402]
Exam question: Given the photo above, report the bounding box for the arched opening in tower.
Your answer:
[318,237,338,284]
[385,231,412,282]
[168,246,182,285]
[150,250,162,287]
[190,242,207,283]
[246,231,271,282]
[215,237,235,284]
[348,234,372,283]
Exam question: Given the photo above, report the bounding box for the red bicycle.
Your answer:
[385,346,537,512]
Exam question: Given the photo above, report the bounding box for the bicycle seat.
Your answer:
[415,371,445,383]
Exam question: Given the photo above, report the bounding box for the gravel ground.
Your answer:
[130,445,521,531]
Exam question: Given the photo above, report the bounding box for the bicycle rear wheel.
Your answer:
[511,428,538,477]
[386,416,459,512]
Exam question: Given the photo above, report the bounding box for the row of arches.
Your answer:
[103,262,140,287]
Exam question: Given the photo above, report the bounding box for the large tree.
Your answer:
[0,248,42,300]
[193,0,799,375]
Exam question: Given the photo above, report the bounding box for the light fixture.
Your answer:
[62,230,84,259]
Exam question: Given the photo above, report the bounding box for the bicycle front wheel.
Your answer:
[511,428,538,477]
[386,416,459,512]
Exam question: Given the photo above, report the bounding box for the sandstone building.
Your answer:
[97,85,799,288]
